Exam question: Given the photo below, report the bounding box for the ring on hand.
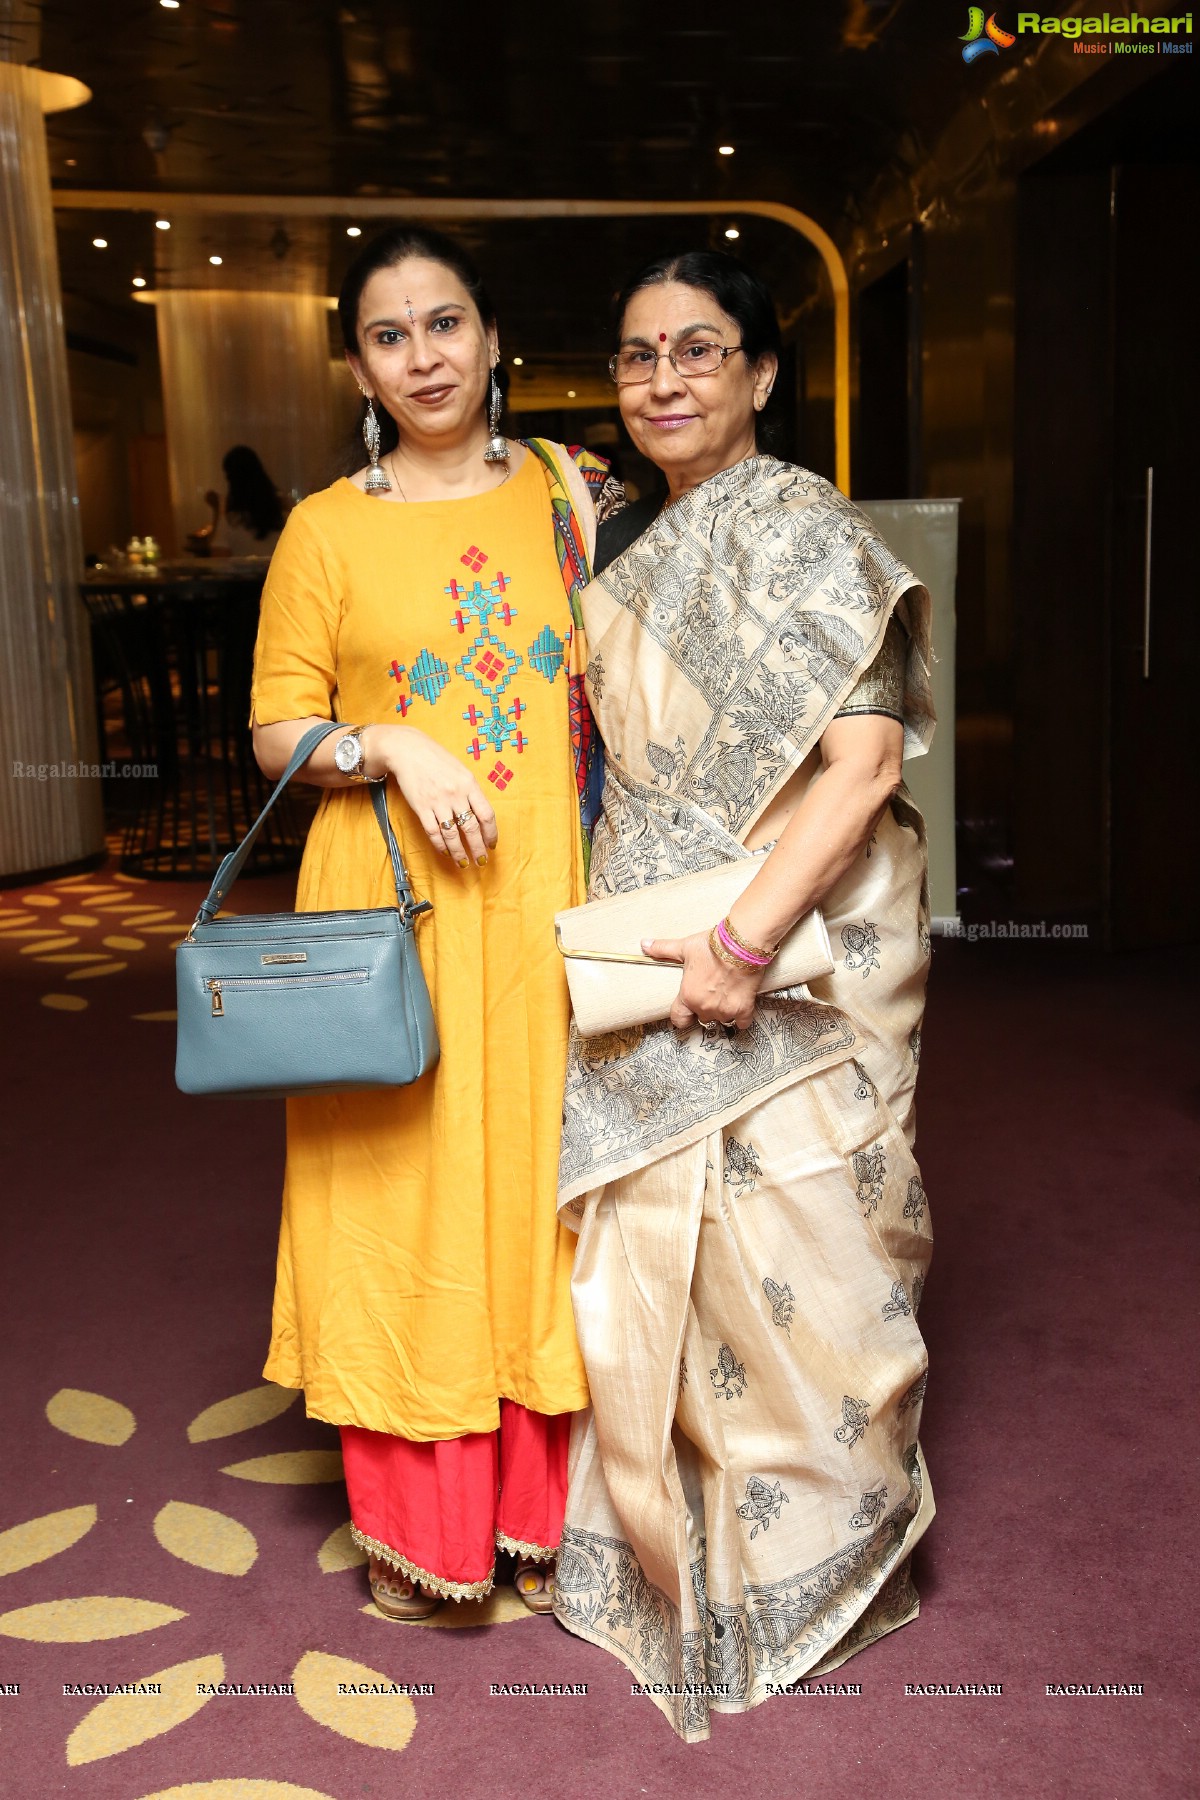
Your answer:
[438,817,456,832]
[454,810,473,827]
[701,1021,720,1035]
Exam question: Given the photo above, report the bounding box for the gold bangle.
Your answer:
[720,915,776,961]
[708,925,745,971]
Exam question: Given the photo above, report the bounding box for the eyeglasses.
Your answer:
[607,343,746,386]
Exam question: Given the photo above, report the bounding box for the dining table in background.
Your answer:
[82,560,312,880]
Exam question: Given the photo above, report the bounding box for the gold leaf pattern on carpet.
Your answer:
[66,1653,224,1766]
[103,934,146,951]
[221,1450,344,1485]
[19,935,77,953]
[136,1783,341,1800]
[0,1504,97,1576]
[41,994,89,1011]
[59,913,100,926]
[292,1650,417,1749]
[153,1502,258,1576]
[46,1387,136,1445]
[66,960,129,980]
[0,1597,186,1641]
[187,1384,300,1443]
[317,1522,367,1574]
[135,1009,179,1021]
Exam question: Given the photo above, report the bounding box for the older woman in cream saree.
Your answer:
[551,252,937,1741]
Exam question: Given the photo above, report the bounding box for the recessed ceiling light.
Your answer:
[346,225,362,238]
[724,226,740,241]
[155,219,171,230]
[512,357,524,366]
[132,276,147,288]
[65,157,77,168]
[718,144,735,156]
[209,254,223,266]
[160,1,181,9]
[567,389,577,398]
[92,237,108,249]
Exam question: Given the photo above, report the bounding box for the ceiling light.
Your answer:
[160,1,180,9]
[65,157,77,168]
[718,144,735,156]
[209,255,223,266]
[92,237,108,249]
[512,357,524,366]
[346,225,361,238]
[724,226,740,241]
[567,389,577,398]
[132,276,146,289]
[155,218,171,230]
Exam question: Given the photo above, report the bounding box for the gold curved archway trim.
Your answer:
[53,192,850,491]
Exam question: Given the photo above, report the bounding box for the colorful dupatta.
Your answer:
[526,437,611,874]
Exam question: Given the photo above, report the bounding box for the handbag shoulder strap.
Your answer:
[194,722,425,925]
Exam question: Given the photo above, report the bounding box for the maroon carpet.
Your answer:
[0,862,1194,1799]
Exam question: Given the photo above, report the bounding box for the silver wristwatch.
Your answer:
[333,726,370,782]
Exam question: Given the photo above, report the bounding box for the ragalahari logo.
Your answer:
[961,6,1017,58]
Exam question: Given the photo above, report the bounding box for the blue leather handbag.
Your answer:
[175,722,438,1098]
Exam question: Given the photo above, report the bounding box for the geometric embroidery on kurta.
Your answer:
[384,543,569,795]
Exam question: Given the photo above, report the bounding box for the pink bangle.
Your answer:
[715,918,773,967]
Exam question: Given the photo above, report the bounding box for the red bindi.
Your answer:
[659,333,667,342]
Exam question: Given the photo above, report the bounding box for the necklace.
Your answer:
[384,448,511,501]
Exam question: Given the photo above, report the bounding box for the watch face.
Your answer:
[334,734,361,774]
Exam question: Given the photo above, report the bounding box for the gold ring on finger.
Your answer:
[439,817,455,832]
[454,810,473,827]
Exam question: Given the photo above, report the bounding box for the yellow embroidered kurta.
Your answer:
[249,451,589,1439]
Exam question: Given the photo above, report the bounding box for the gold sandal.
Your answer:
[513,1557,556,1615]
[368,1557,443,1621]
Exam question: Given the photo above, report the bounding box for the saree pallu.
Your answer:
[551,457,937,1741]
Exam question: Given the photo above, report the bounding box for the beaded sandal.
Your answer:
[368,1557,444,1621]
[513,1557,556,1615]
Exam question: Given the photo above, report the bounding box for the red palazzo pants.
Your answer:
[340,1400,571,1600]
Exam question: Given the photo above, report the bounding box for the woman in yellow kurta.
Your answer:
[249,226,613,1618]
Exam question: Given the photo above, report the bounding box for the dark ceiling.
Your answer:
[38,0,966,212]
[33,0,1004,339]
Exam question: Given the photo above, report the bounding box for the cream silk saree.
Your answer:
[551,457,937,1741]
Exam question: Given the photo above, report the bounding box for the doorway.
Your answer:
[1013,66,1199,949]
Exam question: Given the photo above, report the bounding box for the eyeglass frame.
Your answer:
[607,342,748,386]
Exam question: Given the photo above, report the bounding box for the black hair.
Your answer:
[611,249,784,451]
[337,225,497,466]
[222,444,285,538]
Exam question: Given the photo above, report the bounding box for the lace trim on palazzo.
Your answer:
[495,1529,557,1563]
[351,1522,495,1601]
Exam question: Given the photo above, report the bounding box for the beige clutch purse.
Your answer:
[555,856,833,1037]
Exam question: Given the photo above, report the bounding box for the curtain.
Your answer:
[0,60,102,877]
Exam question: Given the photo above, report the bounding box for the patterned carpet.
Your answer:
[0,853,1194,1799]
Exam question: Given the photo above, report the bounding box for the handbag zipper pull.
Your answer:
[209,980,224,1017]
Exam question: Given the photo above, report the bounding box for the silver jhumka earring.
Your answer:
[483,367,508,463]
[362,397,391,494]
